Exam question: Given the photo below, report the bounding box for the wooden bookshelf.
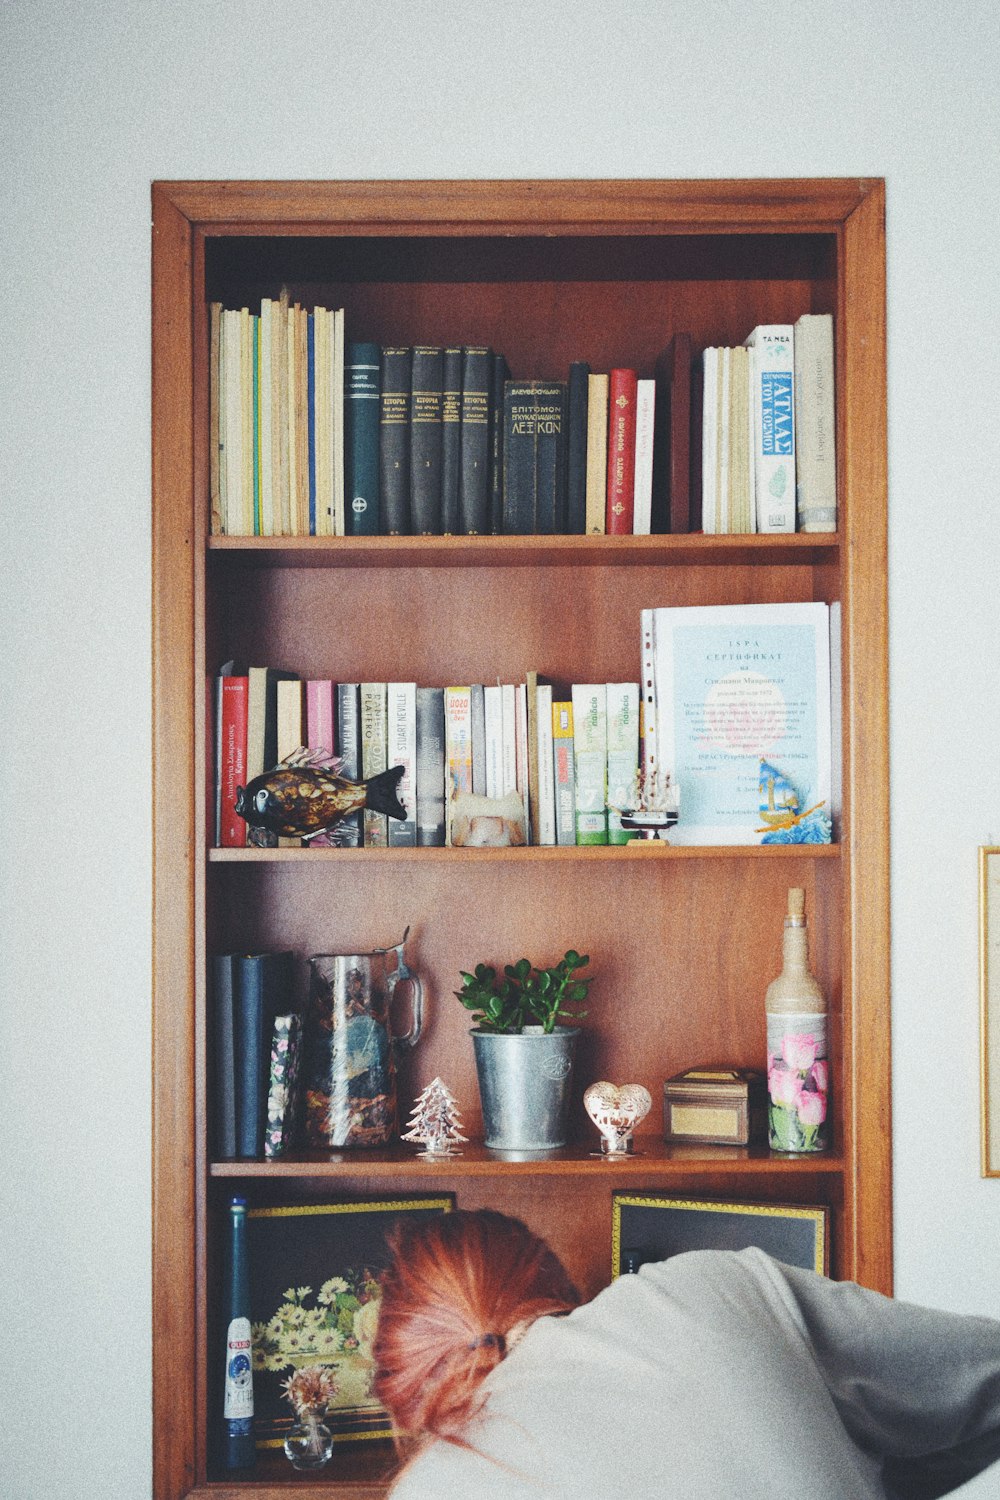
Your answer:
[152,178,888,1499]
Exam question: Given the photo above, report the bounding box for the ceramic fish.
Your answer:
[757,759,831,845]
[235,746,406,844]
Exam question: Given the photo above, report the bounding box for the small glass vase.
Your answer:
[284,1406,334,1470]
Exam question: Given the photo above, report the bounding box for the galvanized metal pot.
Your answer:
[472,1026,579,1151]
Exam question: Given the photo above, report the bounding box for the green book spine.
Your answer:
[571,684,608,845]
[345,340,380,535]
[606,682,640,844]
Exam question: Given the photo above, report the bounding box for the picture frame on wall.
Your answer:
[611,1193,829,1278]
[980,847,1000,1176]
[246,1196,452,1447]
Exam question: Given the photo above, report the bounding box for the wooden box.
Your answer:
[663,1067,766,1146]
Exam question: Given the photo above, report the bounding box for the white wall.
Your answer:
[4,2,999,1495]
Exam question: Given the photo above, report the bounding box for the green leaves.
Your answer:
[454,950,592,1034]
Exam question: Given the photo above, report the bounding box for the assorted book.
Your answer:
[212,662,646,850]
[701,314,836,535]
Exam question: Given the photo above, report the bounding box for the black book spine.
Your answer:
[410,346,444,534]
[379,347,412,535]
[234,951,293,1158]
[489,352,510,534]
[212,953,237,1158]
[441,346,462,534]
[459,345,491,534]
[503,381,567,534]
[344,341,381,535]
[566,361,590,534]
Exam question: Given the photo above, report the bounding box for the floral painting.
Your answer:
[246,1198,452,1445]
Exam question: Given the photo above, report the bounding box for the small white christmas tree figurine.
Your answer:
[401,1078,468,1158]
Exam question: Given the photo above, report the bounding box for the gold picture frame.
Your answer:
[980,847,1000,1175]
[611,1193,829,1277]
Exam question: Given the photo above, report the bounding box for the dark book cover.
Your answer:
[459,345,491,534]
[415,686,446,845]
[566,361,591,534]
[335,682,363,846]
[211,953,237,1158]
[489,352,510,534]
[344,340,380,535]
[440,346,462,534]
[502,381,568,535]
[410,346,444,534]
[234,951,294,1159]
[379,346,411,536]
[652,333,693,533]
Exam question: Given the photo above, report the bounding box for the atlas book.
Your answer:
[745,324,795,533]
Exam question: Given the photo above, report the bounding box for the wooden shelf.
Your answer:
[209,842,841,864]
[211,1140,845,1179]
[208,531,839,569]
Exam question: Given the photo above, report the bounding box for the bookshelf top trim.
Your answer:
[154,178,883,236]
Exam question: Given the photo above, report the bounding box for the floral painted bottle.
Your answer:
[765,888,829,1153]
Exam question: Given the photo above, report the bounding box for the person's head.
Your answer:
[374,1209,580,1444]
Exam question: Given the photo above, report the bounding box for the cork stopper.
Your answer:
[787,887,806,924]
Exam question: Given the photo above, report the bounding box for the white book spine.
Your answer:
[701,347,717,534]
[387,682,417,846]
[571,684,608,845]
[514,683,529,819]
[444,686,473,846]
[500,683,518,795]
[484,684,504,799]
[794,312,836,532]
[223,310,243,535]
[361,682,388,846]
[332,308,345,536]
[746,324,795,533]
[632,378,655,535]
[606,682,640,845]
[717,347,731,535]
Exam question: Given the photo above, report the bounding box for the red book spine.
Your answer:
[220,675,249,847]
[606,368,638,534]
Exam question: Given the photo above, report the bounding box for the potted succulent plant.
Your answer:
[454,950,592,1152]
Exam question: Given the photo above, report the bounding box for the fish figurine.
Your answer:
[757,759,832,845]
[234,746,407,845]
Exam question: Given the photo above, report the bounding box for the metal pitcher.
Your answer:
[303,929,423,1148]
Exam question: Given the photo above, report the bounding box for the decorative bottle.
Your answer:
[765,888,829,1153]
[222,1195,256,1470]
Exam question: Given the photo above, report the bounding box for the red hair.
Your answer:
[374,1209,580,1445]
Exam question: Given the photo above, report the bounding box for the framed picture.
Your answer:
[981,847,1000,1176]
[247,1196,452,1447]
[612,1193,829,1277]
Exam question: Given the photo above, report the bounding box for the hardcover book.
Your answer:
[794,313,836,533]
[459,346,491,534]
[632,379,655,536]
[440,346,463,534]
[502,380,568,534]
[566,361,590,534]
[361,682,389,846]
[745,324,795,533]
[345,340,381,535]
[387,682,417,846]
[652,602,832,844]
[585,373,609,535]
[488,352,511,534]
[606,682,640,844]
[605,368,637,534]
[551,700,577,846]
[415,686,446,845]
[233,951,294,1159]
[410,346,444,534]
[571,684,609,845]
[335,683,363,846]
[379,346,412,536]
[569,687,611,852]
[247,666,297,848]
[276,677,305,847]
[652,333,693,533]
[211,953,237,1157]
[219,671,249,847]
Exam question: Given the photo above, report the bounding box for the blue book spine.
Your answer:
[345,341,381,535]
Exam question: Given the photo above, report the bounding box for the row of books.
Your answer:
[213,663,644,849]
[211,951,300,1159]
[701,315,836,535]
[207,297,695,538]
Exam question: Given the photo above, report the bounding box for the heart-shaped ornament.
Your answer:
[584,1080,652,1155]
